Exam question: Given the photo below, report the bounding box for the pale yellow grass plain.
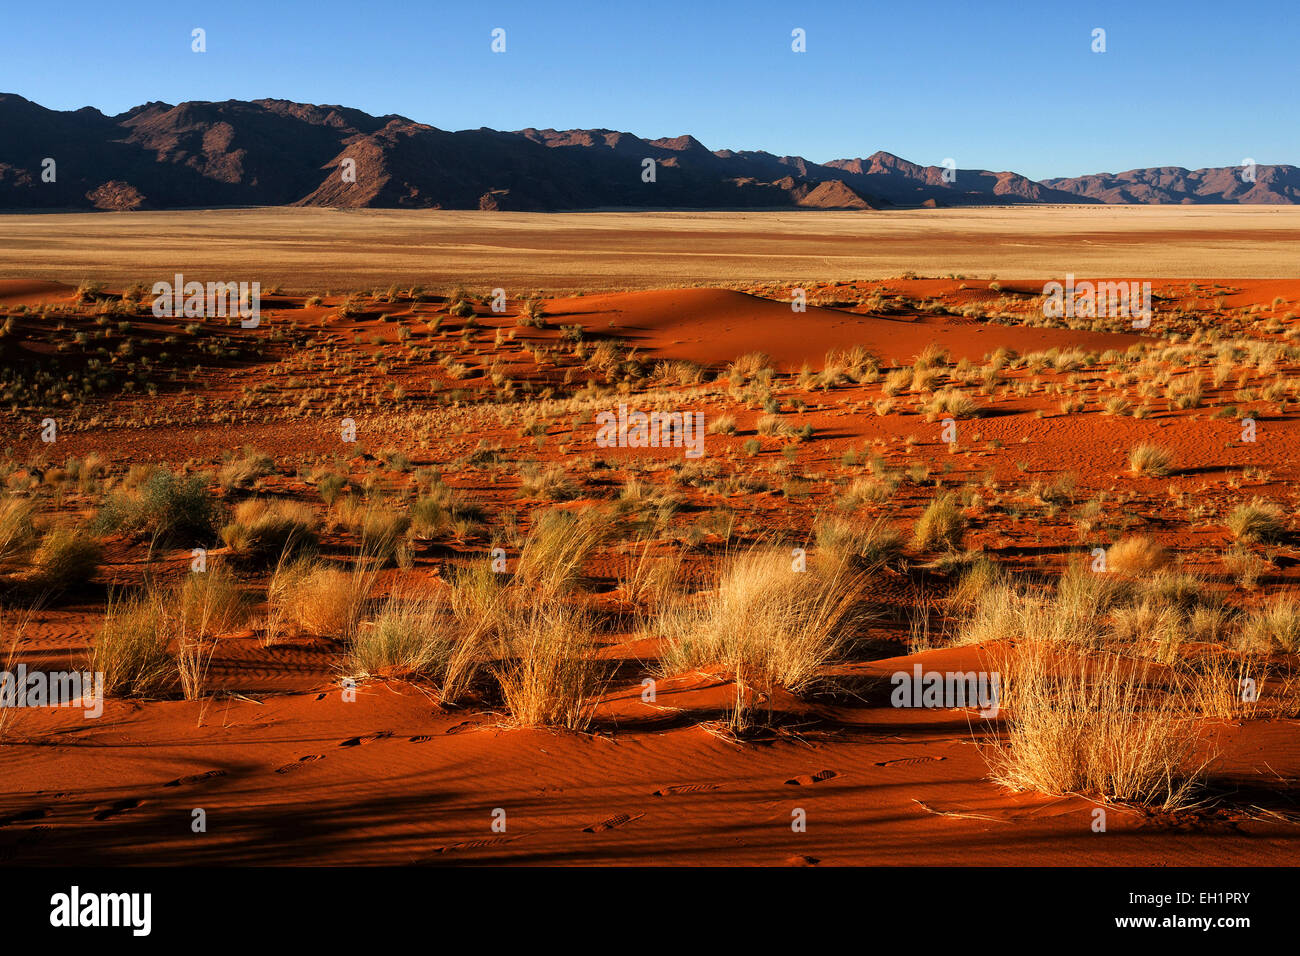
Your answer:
[0,205,1296,292]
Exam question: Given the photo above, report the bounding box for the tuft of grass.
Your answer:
[347,587,472,684]
[1128,443,1174,477]
[220,498,320,563]
[1239,596,1300,653]
[217,448,275,491]
[1225,499,1286,544]
[93,591,173,698]
[0,496,37,567]
[814,514,903,572]
[95,470,214,545]
[982,644,1206,809]
[269,560,375,643]
[29,527,103,593]
[515,507,611,602]
[911,493,966,553]
[494,602,605,731]
[706,415,737,436]
[925,388,980,419]
[1106,535,1171,574]
[656,547,869,729]
[949,554,1007,606]
[518,464,580,501]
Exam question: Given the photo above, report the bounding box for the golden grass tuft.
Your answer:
[1105,535,1171,574]
[656,546,870,728]
[982,643,1207,808]
[1128,442,1174,477]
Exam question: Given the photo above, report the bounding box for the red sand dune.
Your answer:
[545,289,1142,368]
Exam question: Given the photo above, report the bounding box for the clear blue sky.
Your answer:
[2,0,1295,179]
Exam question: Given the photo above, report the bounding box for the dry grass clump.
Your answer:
[0,496,37,567]
[615,479,682,527]
[347,588,460,678]
[813,514,902,572]
[176,565,250,638]
[172,567,250,700]
[1181,648,1268,721]
[217,447,275,491]
[837,475,897,509]
[1238,596,1300,653]
[656,547,869,727]
[92,567,250,700]
[982,643,1207,808]
[1128,442,1174,477]
[93,591,174,697]
[911,493,966,553]
[0,608,30,737]
[616,541,683,615]
[948,554,1006,606]
[1105,535,1171,574]
[726,351,774,384]
[956,564,1125,649]
[94,470,215,544]
[220,498,320,562]
[341,562,503,701]
[518,464,580,501]
[515,507,612,602]
[924,388,981,419]
[28,526,103,593]
[344,555,608,726]
[494,603,605,731]
[1225,499,1286,544]
[706,414,737,436]
[356,507,412,566]
[1222,544,1270,589]
[268,559,374,643]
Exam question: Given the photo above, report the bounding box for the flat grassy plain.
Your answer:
[1,205,1297,292]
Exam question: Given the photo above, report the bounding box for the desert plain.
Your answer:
[0,207,1298,865]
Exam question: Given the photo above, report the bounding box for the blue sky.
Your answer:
[3,0,1295,179]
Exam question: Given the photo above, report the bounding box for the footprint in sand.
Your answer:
[0,825,51,862]
[875,756,947,768]
[93,798,144,821]
[785,770,838,786]
[164,770,228,788]
[408,735,433,743]
[583,811,646,833]
[0,807,48,827]
[444,721,481,735]
[653,784,720,797]
[274,754,324,774]
[431,835,516,854]
[338,731,393,748]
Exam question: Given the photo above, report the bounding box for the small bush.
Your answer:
[93,591,172,697]
[95,470,214,544]
[1225,499,1286,544]
[1106,535,1171,574]
[221,498,320,563]
[1239,596,1300,653]
[911,493,966,552]
[1128,443,1174,477]
[30,527,103,592]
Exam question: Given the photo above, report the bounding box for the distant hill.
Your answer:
[0,93,1293,211]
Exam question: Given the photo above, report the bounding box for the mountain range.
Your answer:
[1,93,1296,211]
